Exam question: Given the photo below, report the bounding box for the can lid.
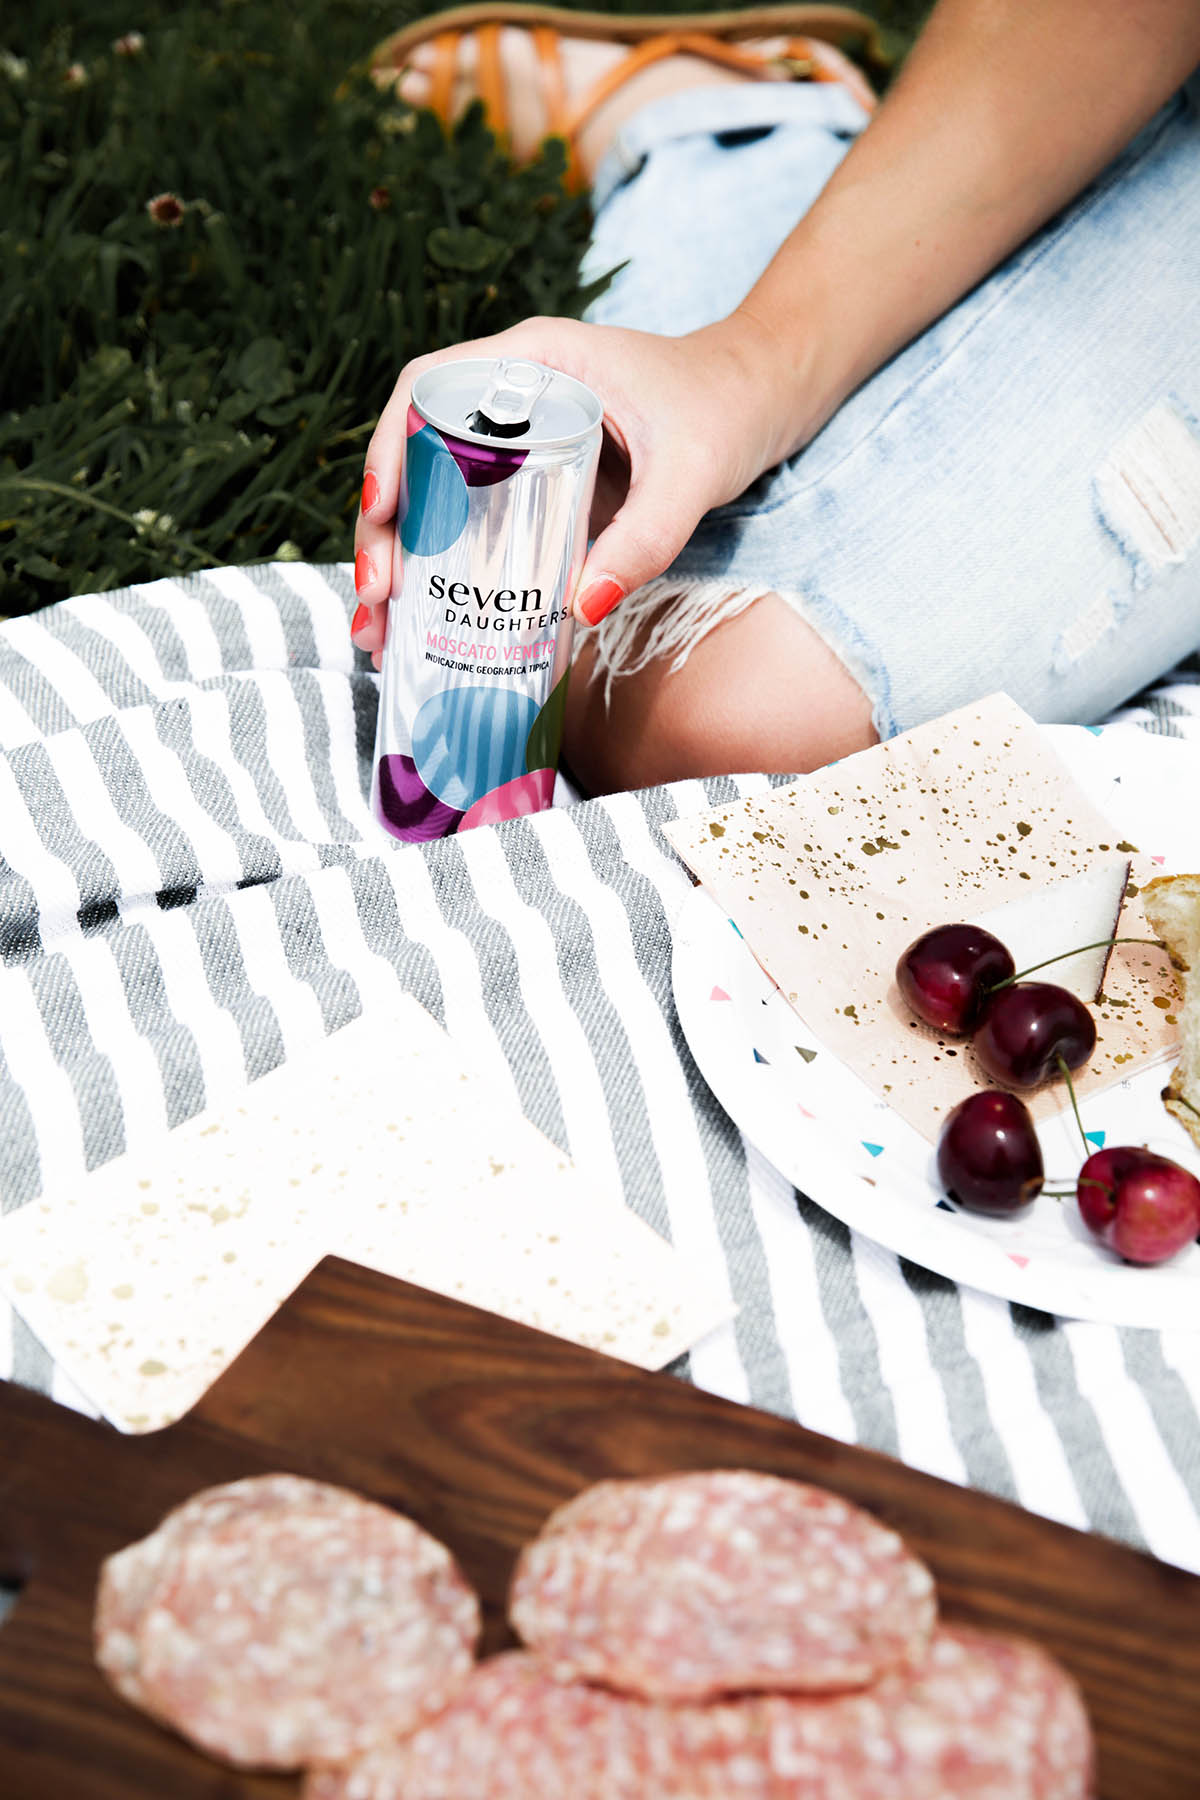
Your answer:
[413,357,602,450]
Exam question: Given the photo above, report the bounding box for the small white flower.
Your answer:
[113,31,145,56]
[0,51,29,82]
[132,508,175,537]
[63,61,88,88]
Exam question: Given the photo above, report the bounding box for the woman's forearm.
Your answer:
[725,0,1200,466]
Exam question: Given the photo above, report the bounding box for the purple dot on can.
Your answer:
[376,754,463,843]
[443,431,528,488]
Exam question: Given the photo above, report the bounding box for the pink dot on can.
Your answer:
[460,768,555,832]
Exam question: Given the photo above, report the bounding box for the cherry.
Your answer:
[936,1091,1045,1215]
[1077,1146,1200,1265]
[972,982,1096,1089]
[896,924,1015,1036]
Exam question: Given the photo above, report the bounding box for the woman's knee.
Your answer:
[564,590,878,794]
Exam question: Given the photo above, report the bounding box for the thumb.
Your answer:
[573,469,705,627]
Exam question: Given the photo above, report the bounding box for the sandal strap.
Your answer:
[428,29,461,121]
[562,30,811,140]
[784,33,877,108]
[532,22,569,136]
[397,19,874,189]
[475,21,509,136]
[531,22,583,186]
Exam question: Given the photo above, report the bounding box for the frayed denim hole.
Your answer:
[1092,400,1200,589]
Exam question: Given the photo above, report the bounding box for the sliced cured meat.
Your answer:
[95,1528,176,1710]
[305,1630,1092,1800]
[763,1625,1094,1799]
[97,1476,481,1770]
[773,1627,1093,1792]
[95,1474,341,1707]
[302,1652,774,1800]
[508,1469,937,1699]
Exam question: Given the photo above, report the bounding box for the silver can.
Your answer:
[371,357,602,842]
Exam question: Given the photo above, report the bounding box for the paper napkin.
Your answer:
[0,995,733,1432]
[665,695,1178,1141]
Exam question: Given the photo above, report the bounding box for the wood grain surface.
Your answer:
[1,1255,1198,1799]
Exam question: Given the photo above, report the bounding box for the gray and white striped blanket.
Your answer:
[2,562,1198,1573]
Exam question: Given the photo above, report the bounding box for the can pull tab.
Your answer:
[467,359,551,439]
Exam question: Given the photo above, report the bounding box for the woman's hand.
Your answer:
[350,311,809,661]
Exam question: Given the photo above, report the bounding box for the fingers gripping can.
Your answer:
[371,358,602,841]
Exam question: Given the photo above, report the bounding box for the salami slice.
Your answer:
[95,1474,342,1708]
[763,1625,1094,1799]
[95,1528,176,1710]
[508,1470,937,1699]
[97,1476,480,1770]
[304,1630,1092,1800]
[302,1652,774,1800]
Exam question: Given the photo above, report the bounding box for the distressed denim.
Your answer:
[581,77,1200,738]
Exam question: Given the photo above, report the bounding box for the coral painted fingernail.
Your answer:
[351,603,370,638]
[360,471,380,514]
[577,575,625,626]
[354,549,376,594]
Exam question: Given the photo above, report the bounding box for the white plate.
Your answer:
[671,726,1200,1329]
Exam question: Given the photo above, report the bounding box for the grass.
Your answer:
[1,0,927,615]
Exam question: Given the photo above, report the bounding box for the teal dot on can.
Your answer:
[400,425,469,555]
[412,685,539,812]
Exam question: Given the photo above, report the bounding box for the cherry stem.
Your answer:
[1174,1093,1200,1123]
[1055,1053,1091,1162]
[987,936,1164,992]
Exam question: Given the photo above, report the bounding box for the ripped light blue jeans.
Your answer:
[580,76,1200,739]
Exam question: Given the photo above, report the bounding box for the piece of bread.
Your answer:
[1140,873,1200,1151]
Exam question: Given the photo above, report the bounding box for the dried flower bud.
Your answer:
[368,185,391,212]
[147,192,185,227]
[113,31,145,56]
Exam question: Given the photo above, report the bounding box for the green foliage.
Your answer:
[1,0,922,614]
[0,6,606,613]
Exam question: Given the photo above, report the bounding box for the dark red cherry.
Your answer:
[972,982,1096,1089]
[936,1091,1044,1215]
[1077,1146,1200,1264]
[896,924,1015,1035]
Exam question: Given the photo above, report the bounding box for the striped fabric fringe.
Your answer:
[0,563,1197,1576]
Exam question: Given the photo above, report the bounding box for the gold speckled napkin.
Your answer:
[0,995,734,1431]
[665,695,1177,1141]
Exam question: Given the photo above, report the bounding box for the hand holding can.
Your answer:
[371,357,602,842]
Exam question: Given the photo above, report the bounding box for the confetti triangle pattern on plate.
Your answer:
[0,996,734,1432]
[664,695,1179,1142]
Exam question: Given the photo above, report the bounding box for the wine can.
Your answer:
[371,357,602,842]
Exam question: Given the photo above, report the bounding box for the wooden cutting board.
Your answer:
[1,1256,1197,1799]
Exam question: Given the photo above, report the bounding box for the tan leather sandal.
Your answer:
[368,3,886,189]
